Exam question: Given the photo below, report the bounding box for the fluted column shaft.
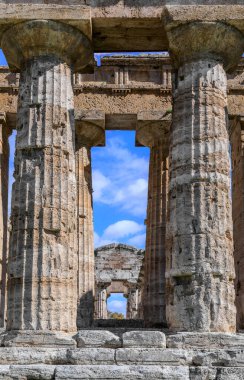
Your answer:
[0,114,11,327]
[75,115,105,328]
[7,56,77,331]
[144,141,168,327]
[231,117,244,330]
[1,20,92,333]
[76,141,94,328]
[126,288,139,319]
[95,288,107,319]
[165,22,244,332]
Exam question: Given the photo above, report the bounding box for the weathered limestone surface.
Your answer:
[0,113,10,328]
[167,332,244,349]
[230,116,244,330]
[1,20,92,336]
[165,21,244,332]
[76,111,105,329]
[137,112,170,328]
[55,364,189,380]
[75,330,121,348]
[0,3,243,53]
[0,56,242,131]
[94,289,108,320]
[122,331,166,348]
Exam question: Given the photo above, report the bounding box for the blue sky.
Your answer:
[2,51,150,316]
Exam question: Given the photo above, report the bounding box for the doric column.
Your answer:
[230,116,244,330]
[1,20,92,341]
[136,111,170,327]
[75,111,105,328]
[0,113,11,327]
[94,288,108,320]
[126,288,139,319]
[165,20,244,332]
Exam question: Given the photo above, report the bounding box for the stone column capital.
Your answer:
[76,110,105,148]
[165,21,244,71]
[136,111,171,148]
[1,20,93,72]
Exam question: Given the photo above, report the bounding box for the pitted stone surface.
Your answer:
[116,348,192,366]
[165,21,240,332]
[55,365,189,379]
[189,366,244,379]
[66,348,115,365]
[167,333,244,349]
[122,331,166,348]
[2,331,76,348]
[0,365,56,380]
[75,330,121,348]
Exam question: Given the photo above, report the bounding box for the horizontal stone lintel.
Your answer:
[0,4,243,52]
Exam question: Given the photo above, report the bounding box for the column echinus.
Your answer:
[76,111,105,328]
[136,111,171,327]
[1,20,92,344]
[165,20,244,332]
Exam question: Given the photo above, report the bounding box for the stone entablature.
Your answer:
[0,56,243,132]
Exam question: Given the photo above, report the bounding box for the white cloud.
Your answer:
[94,231,116,248]
[92,136,149,217]
[94,220,146,249]
[107,300,126,314]
[103,220,144,240]
[92,170,111,202]
[128,233,146,248]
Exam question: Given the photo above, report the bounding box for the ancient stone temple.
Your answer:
[0,1,242,379]
[94,244,144,322]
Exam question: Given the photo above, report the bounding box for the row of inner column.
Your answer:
[0,19,243,333]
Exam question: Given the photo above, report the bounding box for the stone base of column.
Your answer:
[0,330,243,378]
[1,330,76,348]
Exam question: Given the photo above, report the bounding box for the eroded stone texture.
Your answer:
[136,112,170,327]
[7,55,77,332]
[230,116,244,331]
[165,21,244,332]
[76,112,105,329]
[1,20,92,335]
[75,330,121,348]
[0,113,11,328]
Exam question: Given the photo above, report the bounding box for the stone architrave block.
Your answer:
[122,331,166,348]
[75,330,121,348]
